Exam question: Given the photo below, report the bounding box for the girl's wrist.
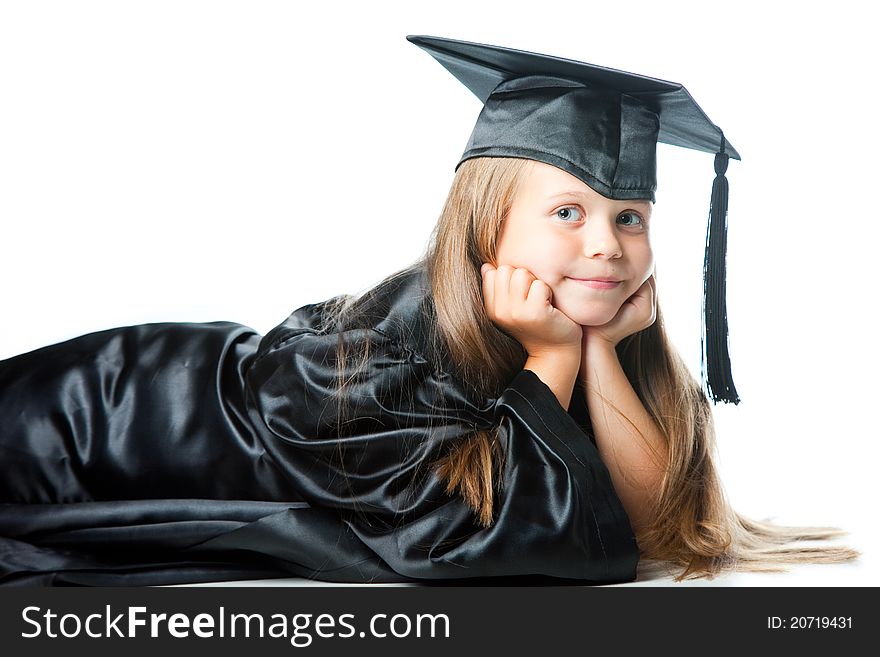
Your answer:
[524,350,581,411]
[582,332,619,356]
[579,335,620,381]
[527,344,581,364]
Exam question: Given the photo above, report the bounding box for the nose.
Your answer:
[582,216,623,259]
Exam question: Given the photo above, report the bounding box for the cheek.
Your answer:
[498,233,574,279]
[531,234,581,270]
[630,243,654,281]
[619,261,653,300]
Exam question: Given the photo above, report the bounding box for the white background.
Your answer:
[1,1,877,585]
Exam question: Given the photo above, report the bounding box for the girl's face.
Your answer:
[495,160,655,327]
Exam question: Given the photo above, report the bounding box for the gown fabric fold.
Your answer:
[0,265,640,586]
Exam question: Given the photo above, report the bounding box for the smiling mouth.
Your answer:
[568,278,622,290]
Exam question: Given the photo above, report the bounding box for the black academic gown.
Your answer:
[0,265,640,586]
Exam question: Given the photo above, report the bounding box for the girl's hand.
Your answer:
[583,274,657,349]
[481,263,582,358]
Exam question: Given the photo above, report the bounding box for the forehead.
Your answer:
[522,161,653,210]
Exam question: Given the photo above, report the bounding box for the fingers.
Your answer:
[526,277,552,307]
[614,275,657,335]
[642,274,657,321]
[509,267,537,307]
[648,274,657,314]
[634,275,655,303]
[481,263,542,319]
[494,265,510,315]
[481,263,581,353]
[481,263,495,314]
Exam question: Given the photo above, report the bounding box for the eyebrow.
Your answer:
[546,190,653,208]
[547,190,590,200]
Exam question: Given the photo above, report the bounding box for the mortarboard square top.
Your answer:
[406,34,739,203]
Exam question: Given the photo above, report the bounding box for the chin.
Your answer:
[557,301,620,327]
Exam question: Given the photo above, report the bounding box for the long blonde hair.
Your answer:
[323,156,861,581]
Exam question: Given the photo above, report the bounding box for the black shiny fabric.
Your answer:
[0,265,640,586]
[460,75,660,201]
[407,34,741,166]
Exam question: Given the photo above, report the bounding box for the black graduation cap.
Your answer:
[407,34,740,405]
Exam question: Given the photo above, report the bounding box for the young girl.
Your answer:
[0,35,859,586]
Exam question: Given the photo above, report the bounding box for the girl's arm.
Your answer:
[480,263,663,538]
[578,275,666,539]
[524,350,580,411]
[580,338,667,539]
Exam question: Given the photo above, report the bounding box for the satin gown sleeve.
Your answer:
[0,316,403,586]
[243,316,640,583]
[0,302,639,585]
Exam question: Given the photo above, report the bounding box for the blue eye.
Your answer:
[556,206,582,222]
[618,212,644,228]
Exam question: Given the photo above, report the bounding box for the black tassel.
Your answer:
[701,139,740,404]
